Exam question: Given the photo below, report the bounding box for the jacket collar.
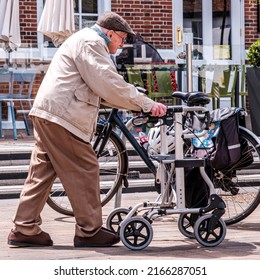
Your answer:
[91,24,111,46]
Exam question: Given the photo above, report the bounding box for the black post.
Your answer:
[176,67,183,105]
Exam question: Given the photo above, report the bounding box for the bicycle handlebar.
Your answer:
[133,105,211,131]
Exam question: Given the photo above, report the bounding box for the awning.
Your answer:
[38,0,75,47]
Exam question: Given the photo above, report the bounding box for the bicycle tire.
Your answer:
[213,127,260,225]
[47,124,128,216]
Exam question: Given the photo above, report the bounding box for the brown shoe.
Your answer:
[8,230,53,247]
[74,227,120,247]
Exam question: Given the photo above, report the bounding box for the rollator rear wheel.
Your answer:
[194,214,226,247]
[120,217,153,250]
[106,207,131,233]
[47,124,127,216]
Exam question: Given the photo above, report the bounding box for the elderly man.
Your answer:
[8,11,166,248]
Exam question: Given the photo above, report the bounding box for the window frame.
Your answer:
[37,0,111,61]
[172,0,243,66]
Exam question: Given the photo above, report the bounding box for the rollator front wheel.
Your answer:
[194,214,226,247]
[106,207,131,233]
[119,217,153,250]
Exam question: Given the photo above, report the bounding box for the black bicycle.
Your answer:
[47,91,260,226]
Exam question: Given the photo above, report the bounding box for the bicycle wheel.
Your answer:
[47,124,128,216]
[213,128,260,225]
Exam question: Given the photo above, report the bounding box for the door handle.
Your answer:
[177,26,182,46]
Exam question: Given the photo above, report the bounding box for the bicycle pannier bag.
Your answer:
[208,108,250,170]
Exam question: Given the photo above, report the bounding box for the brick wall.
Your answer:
[20,0,38,47]
[18,0,260,52]
[111,0,173,49]
[19,0,174,49]
[1,1,258,121]
[244,0,260,47]
[8,0,260,102]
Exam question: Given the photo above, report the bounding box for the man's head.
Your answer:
[96,11,135,54]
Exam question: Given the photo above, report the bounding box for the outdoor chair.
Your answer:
[0,71,13,139]
[147,66,177,105]
[126,65,177,105]
[206,65,238,109]
[126,66,145,88]
[0,70,36,140]
[201,67,216,109]
[239,64,248,108]
[215,65,238,108]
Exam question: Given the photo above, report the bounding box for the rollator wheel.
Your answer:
[194,214,226,247]
[119,217,153,250]
[106,207,131,233]
[178,213,198,239]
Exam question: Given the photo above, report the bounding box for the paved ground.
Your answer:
[0,192,259,260]
[0,132,259,260]
[0,132,259,280]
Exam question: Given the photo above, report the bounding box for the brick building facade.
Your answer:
[111,0,173,49]
[245,0,260,44]
[19,0,38,47]
[1,0,260,104]
[16,1,260,50]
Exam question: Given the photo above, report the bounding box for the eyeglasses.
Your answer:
[113,31,127,44]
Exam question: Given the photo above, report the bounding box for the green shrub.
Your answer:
[247,40,260,67]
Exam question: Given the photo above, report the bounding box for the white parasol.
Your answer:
[0,0,21,52]
[38,0,75,47]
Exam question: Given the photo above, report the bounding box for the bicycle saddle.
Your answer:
[172,91,210,106]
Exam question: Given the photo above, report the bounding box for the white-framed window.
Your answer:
[172,0,243,65]
[37,0,111,59]
[74,0,98,30]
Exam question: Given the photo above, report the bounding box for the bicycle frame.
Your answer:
[95,106,212,207]
[95,108,157,175]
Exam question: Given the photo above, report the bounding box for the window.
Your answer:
[183,0,203,59]
[174,0,241,64]
[74,0,98,30]
[41,0,106,47]
[182,0,232,60]
[212,0,231,60]
[38,0,111,60]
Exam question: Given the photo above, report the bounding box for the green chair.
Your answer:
[126,66,145,87]
[201,68,217,109]
[126,65,177,105]
[239,65,248,108]
[209,65,238,108]
[147,68,176,104]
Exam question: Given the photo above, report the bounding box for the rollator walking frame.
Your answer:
[111,105,227,250]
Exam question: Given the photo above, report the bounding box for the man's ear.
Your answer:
[107,30,113,40]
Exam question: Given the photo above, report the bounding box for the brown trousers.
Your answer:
[12,117,102,237]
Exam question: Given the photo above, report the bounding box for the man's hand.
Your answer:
[150,102,167,117]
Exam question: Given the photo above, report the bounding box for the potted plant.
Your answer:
[247,40,260,67]
[246,40,260,135]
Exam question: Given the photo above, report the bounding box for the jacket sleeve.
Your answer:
[74,40,155,112]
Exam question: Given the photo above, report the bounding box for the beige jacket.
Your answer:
[30,27,155,142]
